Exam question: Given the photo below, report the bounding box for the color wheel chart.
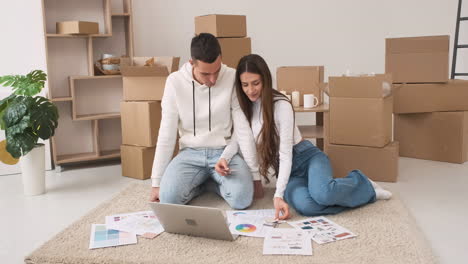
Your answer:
[89,224,137,249]
[235,224,257,233]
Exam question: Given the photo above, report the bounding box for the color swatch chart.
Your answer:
[89,224,137,249]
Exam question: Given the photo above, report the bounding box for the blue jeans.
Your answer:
[159,147,254,210]
[284,140,376,216]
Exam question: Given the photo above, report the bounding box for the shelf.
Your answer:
[100,149,121,158]
[298,125,324,139]
[50,96,73,102]
[294,103,329,113]
[75,113,121,121]
[56,150,120,164]
[112,13,130,17]
[46,33,112,38]
[70,75,121,80]
[56,152,99,164]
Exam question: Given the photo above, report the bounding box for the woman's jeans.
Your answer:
[159,147,254,210]
[284,140,376,216]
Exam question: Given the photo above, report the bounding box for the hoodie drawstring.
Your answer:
[209,86,211,132]
[192,81,196,136]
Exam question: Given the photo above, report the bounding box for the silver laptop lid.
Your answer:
[149,202,236,241]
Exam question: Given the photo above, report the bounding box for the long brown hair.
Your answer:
[235,54,294,183]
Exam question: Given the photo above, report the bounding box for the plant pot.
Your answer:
[20,144,45,196]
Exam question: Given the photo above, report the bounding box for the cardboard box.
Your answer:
[120,57,180,101]
[385,35,449,83]
[325,141,399,182]
[195,15,246,37]
[393,80,468,114]
[121,145,156,180]
[277,66,325,106]
[121,101,161,147]
[218,37,251,69]
[395,112,468,163]
[328,75,393,147]
[56,21,99,34]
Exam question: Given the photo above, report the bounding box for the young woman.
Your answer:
[215,54,391,220]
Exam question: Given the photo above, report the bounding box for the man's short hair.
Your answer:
[191,33,222,63]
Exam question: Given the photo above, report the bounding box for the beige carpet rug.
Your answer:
[25,182,437,264]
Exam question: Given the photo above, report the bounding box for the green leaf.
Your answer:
[29,96,59,139]
[6,115,30,135]
[0,70,47,96]
[0,94,16,130]
[2,96,32,127]
[5,128,38,158]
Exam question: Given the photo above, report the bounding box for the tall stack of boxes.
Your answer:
[325,74,399,182]
[120,57,180,179]
[195,14,251,68]
[388,35,468,164]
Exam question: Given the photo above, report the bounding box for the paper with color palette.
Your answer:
[89,224,137,249]
[228,215,274,238]
[288,216,356,244]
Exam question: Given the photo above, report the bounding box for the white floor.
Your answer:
[0,157,467,264]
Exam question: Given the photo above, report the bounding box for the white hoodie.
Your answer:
[151,62,260,187]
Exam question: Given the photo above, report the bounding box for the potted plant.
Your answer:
[0,70,59,195]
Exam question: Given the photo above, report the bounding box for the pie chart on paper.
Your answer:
[235,224,257,233]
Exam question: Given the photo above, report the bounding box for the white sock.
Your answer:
[368,179,392,200]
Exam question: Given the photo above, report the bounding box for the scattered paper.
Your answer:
[288,216,356,244]
[263,228,312,255]
[105,211,164,236]
[226,209,276,223]
[89,224,137,249]
[141,232,160,239]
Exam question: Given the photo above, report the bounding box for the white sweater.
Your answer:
[151,62,260,187]
[221,98,302,198]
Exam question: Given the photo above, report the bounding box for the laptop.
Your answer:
[149,202,238,241]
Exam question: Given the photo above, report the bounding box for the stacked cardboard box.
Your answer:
[388,35,468,164]
[195,15,251,68]
[119,57,180,179]
[325,74,399,182]
[276,66,325,106]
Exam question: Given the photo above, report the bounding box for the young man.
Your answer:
[149,33,262,209]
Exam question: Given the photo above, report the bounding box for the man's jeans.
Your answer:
[284,140,376,216]
[159,147,254,210]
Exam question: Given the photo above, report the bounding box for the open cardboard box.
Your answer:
[328,74,393,147]
[120,56,180,101]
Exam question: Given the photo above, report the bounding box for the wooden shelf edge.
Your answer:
[298,125,324,139]
[112,13,130,17]
[70,75,122,80]
[56,151,120,164]
[294,103,329,113]
[74,113,121,121]
[46,33,112,38]
[50,97,73,102]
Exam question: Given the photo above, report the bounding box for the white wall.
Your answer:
[0,0,52,175]
[132,0,464,125]
[133,0,463,78]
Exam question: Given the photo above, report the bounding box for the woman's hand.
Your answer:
[253,180,264,199]
[274,197,290,220]
[149,187,160,202]
[215,158,230,176]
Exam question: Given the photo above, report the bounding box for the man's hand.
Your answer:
[215,158,230,176]
[274,197,290,220]
[149,187,160,202]
[253,180,264,199]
